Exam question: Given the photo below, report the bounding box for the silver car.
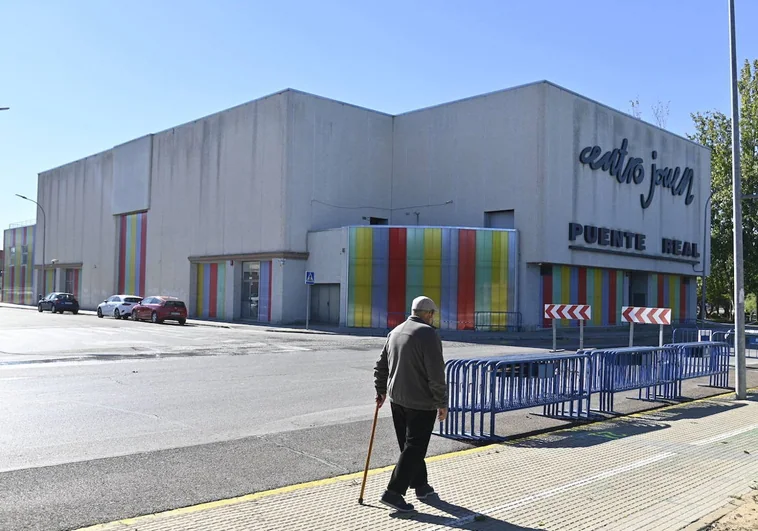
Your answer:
[97,294,144,319]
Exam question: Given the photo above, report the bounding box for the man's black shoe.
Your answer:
[380,490,415,512]
[414,484,436,500]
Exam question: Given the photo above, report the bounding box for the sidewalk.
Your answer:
[78,391,758,531]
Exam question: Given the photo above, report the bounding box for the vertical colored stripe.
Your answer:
[680,278,687,323]
[457,229,476,330]
[578,268,587,305]
[406,228,424,314]
[208,263,218,318]
[217,263,226,320]
[440,228,458,331]
[267,261,272,322]
[475,231,492,325]
[657,274,665,308]
[118,216,126,294]
[542,267,552,328]
[593,269,603,327]
[423,228,442,328]
[387,228,407,328]
[560,265,570,327]
[371,228,389,328]
[608,270,617,325]
[139,213,147,297]
[354,227,373,328]
[196,264,205,317]
[347,228,357,327]
[601,270,609,326]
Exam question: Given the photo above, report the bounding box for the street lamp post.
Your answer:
[15,194,46,298]
[728,0,746,400]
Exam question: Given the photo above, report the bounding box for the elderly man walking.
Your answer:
[374,296,448,513]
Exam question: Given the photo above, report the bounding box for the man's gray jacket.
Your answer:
[374,316,448,411]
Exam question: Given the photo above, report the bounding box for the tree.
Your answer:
[651,100,670,129]
[689,59,758,318]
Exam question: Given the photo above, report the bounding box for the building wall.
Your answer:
[540,83,710,275]
[2,226,35,304]
[146,92,289,304]
[37,151,117,309]
[285,91,393,248]
[346,226,518,330]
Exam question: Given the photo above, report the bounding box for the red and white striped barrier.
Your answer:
[621,306,672,326]
[544,304,592,321]
[544,304,592,351]
[621,306,672,346]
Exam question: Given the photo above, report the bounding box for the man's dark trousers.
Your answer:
[387,402,438,495]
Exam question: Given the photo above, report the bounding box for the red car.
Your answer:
[131,296,188,325]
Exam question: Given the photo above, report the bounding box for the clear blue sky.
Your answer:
[1,0,757,243]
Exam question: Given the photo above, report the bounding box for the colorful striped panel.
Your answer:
[118,212,148,297]
[347,227,518,330]
[195,262,226,319]
[2,226,35,304]
[540,265,624,327]
[64,268,82,299]
[648,273,695,323]
[42,269,55,296]
[258,261,272,323]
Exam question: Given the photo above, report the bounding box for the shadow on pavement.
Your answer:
[638,398,747,422]
[505,417,669,449]
[387,495,541,530]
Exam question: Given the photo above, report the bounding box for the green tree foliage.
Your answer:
[689,59,758,318]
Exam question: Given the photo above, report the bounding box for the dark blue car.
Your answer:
[38,292,80,314]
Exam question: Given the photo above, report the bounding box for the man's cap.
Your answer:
[411,296,437,312]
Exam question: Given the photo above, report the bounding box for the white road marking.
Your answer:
[690,425,758,446]
[424,452,676,530]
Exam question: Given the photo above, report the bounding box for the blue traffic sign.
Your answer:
[305,271,315,285]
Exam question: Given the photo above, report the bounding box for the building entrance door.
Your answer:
[241,262,260,320]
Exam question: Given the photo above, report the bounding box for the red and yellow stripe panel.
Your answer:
[195,262,227,320]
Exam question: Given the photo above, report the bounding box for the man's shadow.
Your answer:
[389,494,542,530]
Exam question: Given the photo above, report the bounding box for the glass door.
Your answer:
[241,262,261,320]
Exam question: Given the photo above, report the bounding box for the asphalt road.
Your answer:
[1,307,756,531]
[0,307,550,531]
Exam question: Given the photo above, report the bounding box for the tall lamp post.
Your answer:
[15,194,46,298]
[728,0,746,400]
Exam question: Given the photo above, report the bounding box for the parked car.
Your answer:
[38,292,80,314]
[131,296,188,325]
[97,294,143,319]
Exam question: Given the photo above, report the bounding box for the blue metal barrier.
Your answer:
[586,347,679,414]
[663,341,731,395]
[438,353,590,442]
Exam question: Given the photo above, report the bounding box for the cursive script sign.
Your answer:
[578,138,695,209]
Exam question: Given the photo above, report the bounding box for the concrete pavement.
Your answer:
[75,390,758,531]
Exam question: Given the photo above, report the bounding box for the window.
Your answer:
[369,217,388,225]
[124,297,142,304]
[21,245,29,265]
[165,301,185,309]
[9,247,16,263]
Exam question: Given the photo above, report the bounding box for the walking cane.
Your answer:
[358,401,380,505]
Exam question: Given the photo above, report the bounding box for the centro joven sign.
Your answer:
[578,138,695,209]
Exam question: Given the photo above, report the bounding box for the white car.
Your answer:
[97,294,144,319]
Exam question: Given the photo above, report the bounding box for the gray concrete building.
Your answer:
[25,81,710,329]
